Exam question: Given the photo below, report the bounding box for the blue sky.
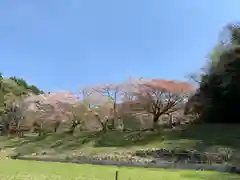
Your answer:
[0,0,239,92]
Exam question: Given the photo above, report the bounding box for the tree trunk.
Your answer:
[38,131,42,136]
[69,123,77,134]
[38,123,43,136]
[3,123,9,135]
[168,114,173,128]
[53,121,60,133]
[94,114,108,132]
[112,101,117,129]
[152,115,159,129]
[102,123,107,132]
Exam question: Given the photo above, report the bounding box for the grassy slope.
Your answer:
[0,159,238,180]
[1,124,240,165]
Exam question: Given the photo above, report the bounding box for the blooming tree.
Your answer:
[133,79,194,128]
[22,91,81,135]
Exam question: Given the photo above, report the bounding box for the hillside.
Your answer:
[1,124,240,167]
[0,72,43,122]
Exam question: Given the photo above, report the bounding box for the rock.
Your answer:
[11,153,21,159]
[229,166,240,174]
[41,151,47,155]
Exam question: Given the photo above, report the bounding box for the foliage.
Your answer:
[0,73,43,134]
[9,76,43,95]
[186,23,240,123]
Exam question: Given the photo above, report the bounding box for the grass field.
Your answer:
[0,124,239,165]
[0,159,238,180]
[0,124,240,179]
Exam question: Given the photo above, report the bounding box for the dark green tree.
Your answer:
[0,72,4,116]
[193,23,240,123]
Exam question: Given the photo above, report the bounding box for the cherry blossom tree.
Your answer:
[86,78,145,130]
[133,79,194,128]
[22,91,81,135]
[78,87,111,131]
[79,78,141,131]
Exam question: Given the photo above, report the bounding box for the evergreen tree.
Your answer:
[199,23,240,123]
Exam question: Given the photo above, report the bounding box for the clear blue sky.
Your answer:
[0,0,239,92]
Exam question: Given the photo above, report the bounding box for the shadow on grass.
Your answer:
[56,130,163,150]
[162,124,240,164]
[2,135,48,148]
[59,124,240,153]
[164,124,240,150]
[0,130,164,154]
[93,130,162,147]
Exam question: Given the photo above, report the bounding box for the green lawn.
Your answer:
[0,124,239,165]
[0,160,238,180]
[0,124,240,179]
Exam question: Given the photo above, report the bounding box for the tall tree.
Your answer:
[134,79,193,128]
[186,23,240,123]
